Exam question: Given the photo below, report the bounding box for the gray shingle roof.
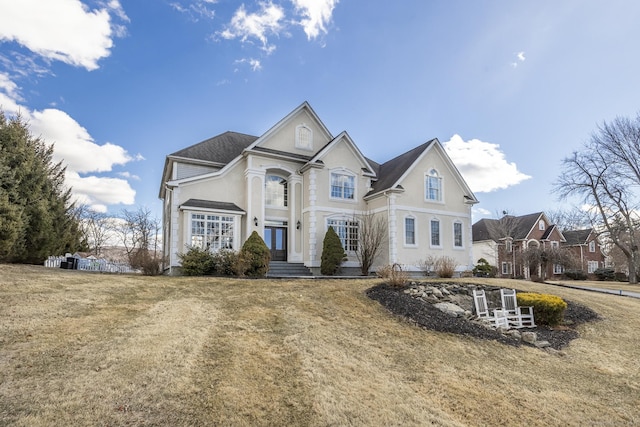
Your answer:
[367,139,436,196]
[170,131,258,165]
[472,212,544,242]
[563,229,593,245]
[180,199,245,213]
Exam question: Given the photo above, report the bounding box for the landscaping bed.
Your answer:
[366,282,600,350]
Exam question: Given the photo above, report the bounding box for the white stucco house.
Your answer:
[159,102,478,275]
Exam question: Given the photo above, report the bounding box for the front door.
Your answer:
[265,227,287,261]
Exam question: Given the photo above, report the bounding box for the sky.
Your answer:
[1,0,640,223]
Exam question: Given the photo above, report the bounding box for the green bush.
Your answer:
[212,249,240,276]
[239,231,270,277]
[473,258,494,277]
[320,227,347,275]
[178,246,215,276]
[516,292,568,326]
[594,268,615,281]
[564,269,587,280]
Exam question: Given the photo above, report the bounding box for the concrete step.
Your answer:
[267,262,312,277]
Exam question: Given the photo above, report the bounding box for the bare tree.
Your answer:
[521,246,576,282]
[75,205,115,257]
[114,207,162,275]
[354,211,387,276]
[555,114,640,283]
[546,208,590,232]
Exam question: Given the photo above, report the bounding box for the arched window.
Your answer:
[295,124,313,150]
[265,174,288,207]
[425,169,442,202]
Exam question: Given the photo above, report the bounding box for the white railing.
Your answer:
[44,255,138,274]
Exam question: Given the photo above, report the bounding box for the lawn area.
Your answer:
[0,264,638,426]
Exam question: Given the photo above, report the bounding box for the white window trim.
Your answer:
[502,262,512,275]
[539,220,545,231]
[453,220,464,249]
[329,169,357,203]
[554,264,564,274]
[551,241,559,248]
[505,239,513,253]
[187,211,240,252]
[404,215,417,247]
[589,240,596,252]
[430,218,442,249]
[588,261,599,273]
[326,216,359,253]
[424,169,444,204]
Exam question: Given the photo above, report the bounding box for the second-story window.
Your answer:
[265,174,287,207]
[331,172,355,200]
[426,169,442,202]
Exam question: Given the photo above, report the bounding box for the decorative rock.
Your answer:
[441,288,451,295]
[522,331,537,344]
[534,340,551,348]
[431,287,443,298]
[506,330,522,340]
[434,302,466,317]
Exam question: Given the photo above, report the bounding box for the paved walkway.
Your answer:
[546,281,640,299]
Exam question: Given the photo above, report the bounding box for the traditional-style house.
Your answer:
[562,228,605,276]
[159,102,479,275]
[472,212,568,279]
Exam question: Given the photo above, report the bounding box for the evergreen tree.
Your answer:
[0,111,84,263]
[239,231,271,277]
[320,227,347,275]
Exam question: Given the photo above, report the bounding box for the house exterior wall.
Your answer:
[160,104,477,275]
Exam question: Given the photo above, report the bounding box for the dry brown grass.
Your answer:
[0,265,639,426]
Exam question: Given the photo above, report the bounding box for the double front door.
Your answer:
[264,226,287,261]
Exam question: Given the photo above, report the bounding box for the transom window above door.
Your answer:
[330,172,355,200]
[265,174,288,207]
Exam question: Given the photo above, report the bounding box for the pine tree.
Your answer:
[320,227,347,275]
[0,111,84,263]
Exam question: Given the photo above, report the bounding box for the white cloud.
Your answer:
[170,0,216,21]
[234,58,262,72]
[29,108,136,174]
[443,134,531,193]
[0,74,138,210]
[0,0,129,71]
[511,51,526,68]
[219,2,285,54]
[292,0,339,40]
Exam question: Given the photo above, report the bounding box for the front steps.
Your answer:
[267,261,313,277]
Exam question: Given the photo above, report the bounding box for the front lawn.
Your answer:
[0,265,638,426]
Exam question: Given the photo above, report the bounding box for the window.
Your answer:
[190,214,234,251]
[430,219,441,247]
[425,169,442,202]
[505,240,513,253]
[588,261,599,273]
[327,219,359,252]
[551,241,559,248]
[405,217,416,245]
[539,220,545,231]
[502,262,512,275]
[331,172,355,200]
[453,222,463,248]
[265,174,287,207]
[589,240,596,252]
[295,124,313,150]
[554,264,564,274]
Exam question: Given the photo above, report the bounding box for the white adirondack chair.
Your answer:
[500,288,536,328]
[472,289,509,329]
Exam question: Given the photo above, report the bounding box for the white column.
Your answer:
[388,193,397,264]
[308,169,318,264]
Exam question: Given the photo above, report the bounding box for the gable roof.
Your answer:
[169,131,258,165]
[472,212,546,242]
[304,131,377,176]
[563,228,594,245]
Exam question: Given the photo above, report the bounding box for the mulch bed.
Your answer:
[366,283,601,350]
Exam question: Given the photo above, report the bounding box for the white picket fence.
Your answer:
[44,254,138,274]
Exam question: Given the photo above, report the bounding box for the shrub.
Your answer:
[320,227,347,275]
[178,246,215,276]
[516,292,568,326]
[212,249,240,276]
[594,268,615,281]
[473,258,494,277]
[435,256,456,278]
[418,255,436,276]
[378,263,409,287]
[615,272,628,282]
[239,231,270,277]
[564,269,587,280]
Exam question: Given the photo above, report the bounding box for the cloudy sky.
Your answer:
[1,1,639,220]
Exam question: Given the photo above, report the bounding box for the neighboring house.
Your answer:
[159,102,479,275]
[562,228,605,276]
[472,212,567,279]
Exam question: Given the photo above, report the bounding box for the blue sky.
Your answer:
[1,0,640,223]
